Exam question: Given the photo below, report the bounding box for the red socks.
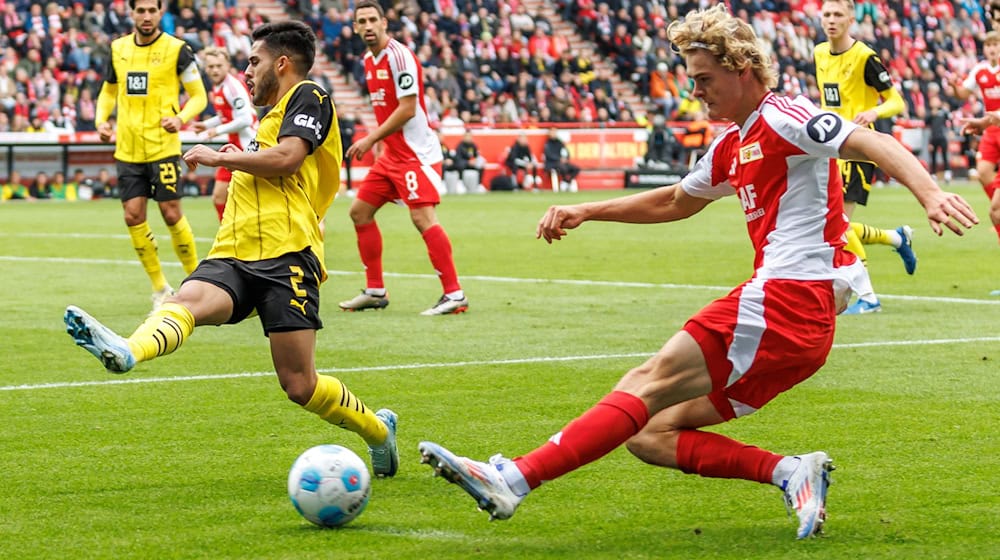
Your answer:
[422,224,461,293]
[514,391,649,489]
[215,203,225,222]
[355,222,384,290]
[675,430,782,484]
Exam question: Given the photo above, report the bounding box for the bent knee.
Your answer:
[625,429,680,468]
[280,377,314,406]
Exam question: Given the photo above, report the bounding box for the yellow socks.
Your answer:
[126,302,195,363]
[167,215,199,274]
[128,222,168,291]
[844,224,867,263]
[303,375,387,446]
[851,222,893,247]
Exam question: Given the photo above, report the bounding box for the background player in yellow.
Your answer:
[64,20,399,478]
[96,0,207,311]
[815,0,917,315]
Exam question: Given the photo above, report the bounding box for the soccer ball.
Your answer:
[288,444,371,527]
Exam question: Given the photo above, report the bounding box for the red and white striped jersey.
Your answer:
[362,39,442,165]
[205,73,257,149]
[682,92,859,281]
[962,61,1000,113]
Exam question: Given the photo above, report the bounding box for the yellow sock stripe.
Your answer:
[127,222,167,291]
[167,215,199,274]
[305,376,384,445]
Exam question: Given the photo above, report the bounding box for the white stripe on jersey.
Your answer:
[682,93,859,282]
[383,40,442,165]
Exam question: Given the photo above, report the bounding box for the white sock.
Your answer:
[771,456,801,488]
[446,290,464,300]
[496,460,530,497]
[365,288,386,297]
[886,229,903,248]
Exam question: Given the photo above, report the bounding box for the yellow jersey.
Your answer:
[101,32,206,163]
[208,81,342,280]
[814,40,895,124]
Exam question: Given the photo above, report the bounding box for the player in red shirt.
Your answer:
[419,4,978,538]
[957,30,1000,252]
[192,47,258,221]
[339,0,468,316]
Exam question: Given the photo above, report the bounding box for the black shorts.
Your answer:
[839,160,875,206]
[184,249,324,334]
[117,156,183,202]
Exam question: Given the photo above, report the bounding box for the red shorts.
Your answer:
[683,277,836,420]
[356,157,443,209]
[215,167,233,183]
[976,126,1000,165]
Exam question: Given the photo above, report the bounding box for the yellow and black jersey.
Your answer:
[208,81,342,279]
[814,40,894,125]
[103,32,204,163]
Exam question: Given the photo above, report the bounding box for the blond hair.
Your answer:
[667,4,778,90]
[822,0,855,10]
[986,31,1000,46]
[201,46,230,63]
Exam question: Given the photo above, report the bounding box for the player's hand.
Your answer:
[536,204,586,244]
[852,110,877,127]
[923,191,979,236]
[161,116,183,133]
[345,136,376,161]
[182,144,221,171]
[219,143,241,153]
[960,114,999,135]
[191,121,207,133]
[97,122,113,143]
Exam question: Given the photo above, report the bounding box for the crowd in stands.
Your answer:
[0,0,997,186]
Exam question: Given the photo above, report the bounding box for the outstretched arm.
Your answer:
[839,127,978,235]
[536,184,711,243]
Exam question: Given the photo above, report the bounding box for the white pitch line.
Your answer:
[2,254,998,304]
[2,336,998,392]
[2,231,218,243]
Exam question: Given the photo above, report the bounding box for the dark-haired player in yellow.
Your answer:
[65,20,399,478]
[97,0,207,311]
[815,0,916,315]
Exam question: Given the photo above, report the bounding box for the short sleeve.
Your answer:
[278,83,333,153]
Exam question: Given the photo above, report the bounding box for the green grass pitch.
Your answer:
[1,183,998,559]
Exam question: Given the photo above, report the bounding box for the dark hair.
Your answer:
[354,0,386,19]
[128,0,163,10]
[252,21,316,76]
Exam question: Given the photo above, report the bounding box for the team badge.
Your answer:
[376,69,389,80]
[739,142,763,164]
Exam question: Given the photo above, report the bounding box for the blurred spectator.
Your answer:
[179,167,202,198]
[454,130,486,193]
[924,94,953,184]
[1,171,30,202]
[504,132,540,190]
[29,171,50,199]
[68,168,92,201]
[680,110,714,166]
[644,113,685,167]
[543,128,579,192]
[648,61,678,115]
[48,170,77,201]
[92,167,113,199]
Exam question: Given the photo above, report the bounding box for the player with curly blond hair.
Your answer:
[419,4,978,538]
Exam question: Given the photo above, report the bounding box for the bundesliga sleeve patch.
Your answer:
[806,113,843,144]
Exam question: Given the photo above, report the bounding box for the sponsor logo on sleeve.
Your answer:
[398,72,414,89]
[806,113,843,144]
